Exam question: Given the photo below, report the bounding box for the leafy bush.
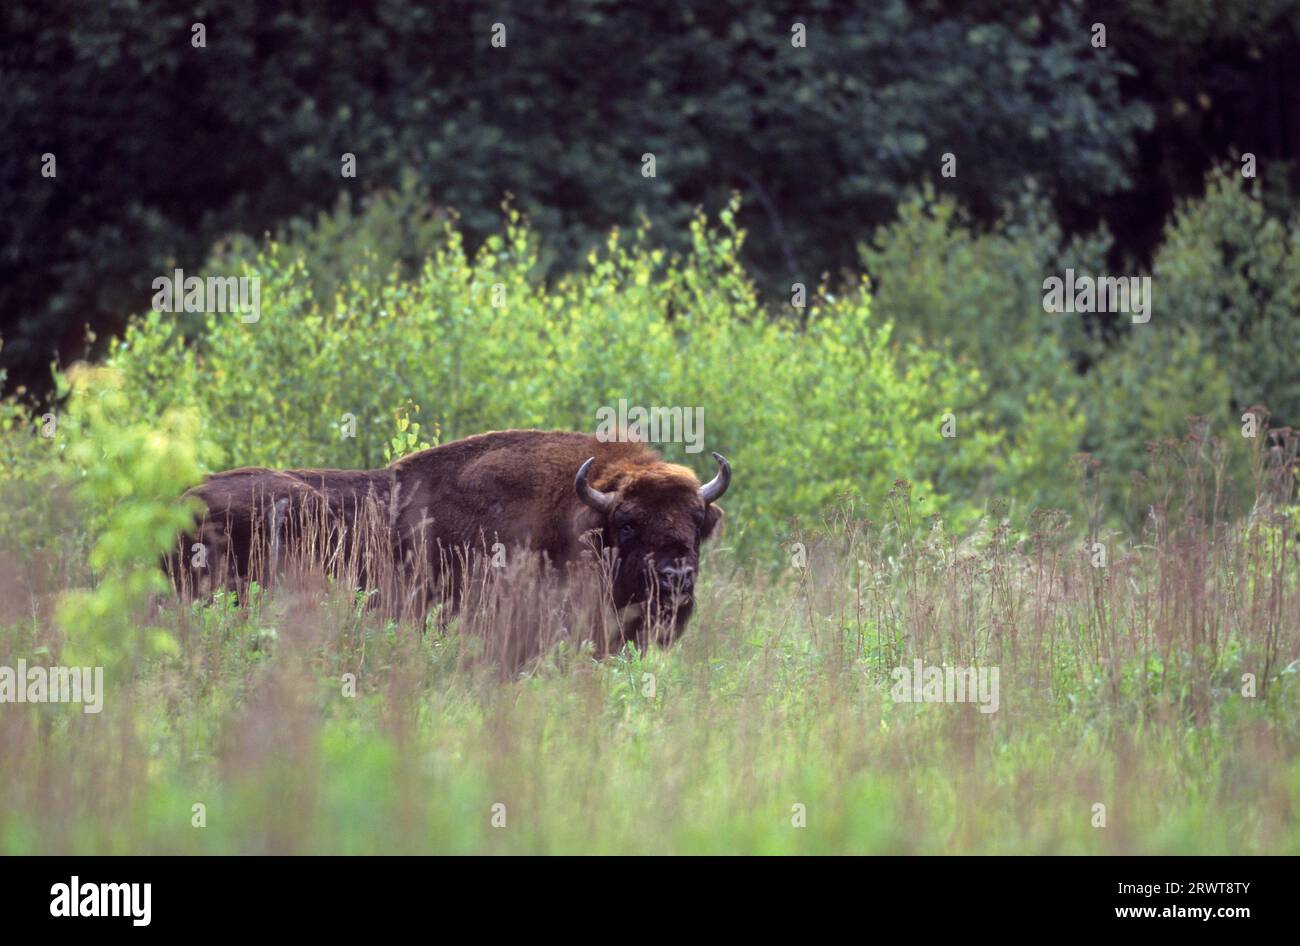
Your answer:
[0,365,203,669]
[100,195,1068,562]
[12,168,1292,568]
[1082,168,1299,518]
[862,172,1299,525]
[62,367,202,668]
[1149,167,1300,426]
[860,187,1104,512]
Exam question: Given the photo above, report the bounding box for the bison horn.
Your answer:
[700,452,731,504]
[575,457,615,512]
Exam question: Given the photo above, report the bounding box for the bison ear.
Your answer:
[701,504,724,541]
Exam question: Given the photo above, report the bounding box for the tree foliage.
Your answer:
[2,0,1153,394]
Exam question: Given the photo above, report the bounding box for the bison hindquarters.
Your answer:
[168,468,392,604]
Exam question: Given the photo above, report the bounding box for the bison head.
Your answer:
[574,451,729,646]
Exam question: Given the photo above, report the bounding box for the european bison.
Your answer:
[390,429,728,647]
[171,429,730,650]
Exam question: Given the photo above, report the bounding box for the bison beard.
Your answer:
[171,430,728,656]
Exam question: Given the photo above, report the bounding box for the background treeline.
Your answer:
[4,0,1299,395]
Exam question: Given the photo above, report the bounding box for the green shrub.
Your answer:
[103,196,1060,563]
[1080,167,1299,520]
[863,173,1299,526]
[0,348,91,597]
[50,365,203,668]
[1082,326,1238,516]
[17,167,1295,563]
[860,187,1103,513]
[1149,166,1300,426]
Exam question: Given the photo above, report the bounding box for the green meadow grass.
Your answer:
[3,495,1297,856]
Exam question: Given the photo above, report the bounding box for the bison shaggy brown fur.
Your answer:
[172,429,730,651]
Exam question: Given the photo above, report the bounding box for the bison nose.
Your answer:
[657,564,695,595]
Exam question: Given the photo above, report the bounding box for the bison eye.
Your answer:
[617,524,637,545]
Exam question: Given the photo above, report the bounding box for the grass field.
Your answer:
[3,461,1297,856]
